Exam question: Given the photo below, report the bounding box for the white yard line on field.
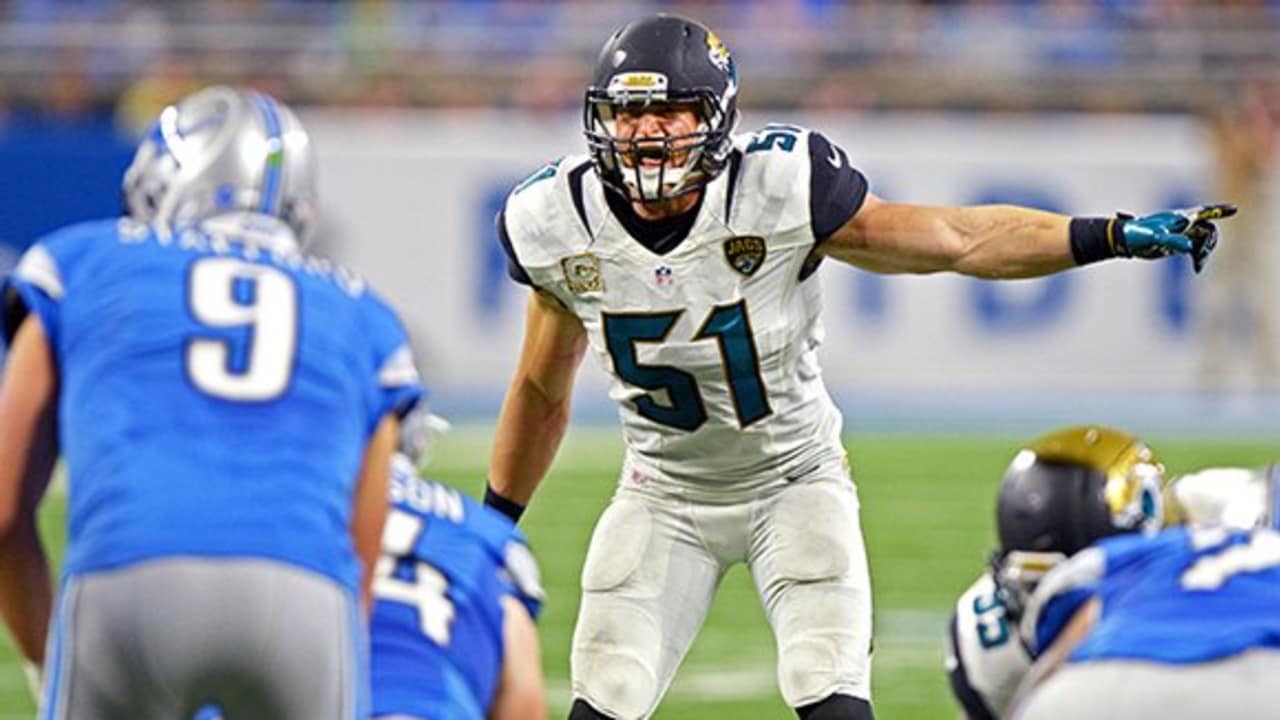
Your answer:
[543,666,781,713]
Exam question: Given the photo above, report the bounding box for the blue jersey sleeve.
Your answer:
[361,297,425,429]
[1023,546,1105,656]
[500,532,545,622]
[1033,588,1094,655]
[2,220,112,349]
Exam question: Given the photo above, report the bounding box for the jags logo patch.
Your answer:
[723,236,766,277]
[561,253,603,294]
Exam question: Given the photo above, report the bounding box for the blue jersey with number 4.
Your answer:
[371,456,543,720]
[0,215,423,591]
[1033,526,1280,664]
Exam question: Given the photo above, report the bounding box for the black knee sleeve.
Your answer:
[569,698,614,720]
[796,693,874,720]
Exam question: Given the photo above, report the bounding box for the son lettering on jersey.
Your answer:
[390,472,466,525]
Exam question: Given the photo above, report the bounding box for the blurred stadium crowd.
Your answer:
[1,0,1279,135]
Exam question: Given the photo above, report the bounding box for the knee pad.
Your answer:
[773,583,872,704]
[571,591,663,719]
[796,693,874,720]
[569,698,615,720]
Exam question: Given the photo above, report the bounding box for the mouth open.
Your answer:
[622,142,686,170]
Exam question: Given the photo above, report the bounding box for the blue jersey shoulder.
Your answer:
[1039,527,1280,664]
[2,217,128,345]
[40,216,129,248]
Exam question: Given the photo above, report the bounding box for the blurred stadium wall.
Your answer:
[2,0,1278,436]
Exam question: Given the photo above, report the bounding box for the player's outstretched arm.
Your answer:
[353,414,399,613]
[0,316,58,672]
[490,595,547,720]
[487,291,588,522]
[821,194,1234,278]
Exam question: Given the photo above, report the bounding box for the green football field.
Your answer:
[0,429,1274,719]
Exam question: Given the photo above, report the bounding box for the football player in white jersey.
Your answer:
[947,427,1279,719]
[485,14,1236,720]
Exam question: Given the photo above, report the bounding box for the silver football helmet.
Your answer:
[122,85,317,240]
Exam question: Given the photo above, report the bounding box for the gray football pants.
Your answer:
[1013,649,1280,720]
[39,558,364,720]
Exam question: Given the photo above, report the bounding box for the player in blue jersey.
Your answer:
[1014,521,1280,719]
[945,426,1168,719]
[370,411,547,720]
[945,427,1279,719]
[0,86,423,719]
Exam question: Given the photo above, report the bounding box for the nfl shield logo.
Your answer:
[723,236,766,277]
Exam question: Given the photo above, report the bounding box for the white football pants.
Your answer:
[570,470,873,719]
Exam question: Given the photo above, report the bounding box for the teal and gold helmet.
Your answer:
[991,425,1166,617]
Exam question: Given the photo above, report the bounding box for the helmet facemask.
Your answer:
[583,15,741,205]
[584,75,737,205]
[989,549,1067,622]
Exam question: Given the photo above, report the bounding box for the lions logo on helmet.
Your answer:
[990,425,1166,618]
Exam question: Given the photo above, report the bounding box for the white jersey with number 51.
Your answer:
[499,124,869,499]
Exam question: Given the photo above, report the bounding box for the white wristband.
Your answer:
[22,660,41,702]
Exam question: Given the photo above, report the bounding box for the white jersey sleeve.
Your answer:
[946,573,1033,720]
[1166,466,1277,530]
[498,128,868,498]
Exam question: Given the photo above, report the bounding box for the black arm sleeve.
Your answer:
[808,131,869,245]
[495,209,534,287]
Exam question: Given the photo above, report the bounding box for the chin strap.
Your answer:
[22,659,41,702]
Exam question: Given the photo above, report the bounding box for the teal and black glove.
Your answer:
[1070,203,1237,273]
[1115,203,1237,273]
